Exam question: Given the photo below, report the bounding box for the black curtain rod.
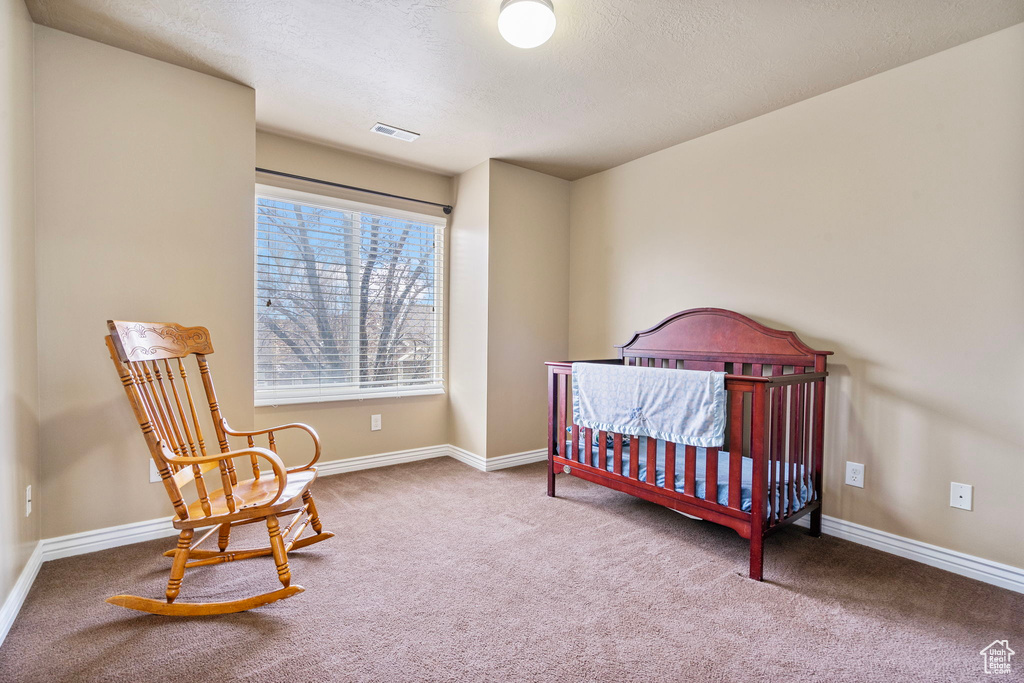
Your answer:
[255,167,453,215]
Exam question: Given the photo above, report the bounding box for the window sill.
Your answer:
[255,385,445,407]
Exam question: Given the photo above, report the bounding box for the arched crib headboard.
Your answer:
[616,308,832,374]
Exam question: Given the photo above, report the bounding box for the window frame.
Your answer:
[254,183,446,407]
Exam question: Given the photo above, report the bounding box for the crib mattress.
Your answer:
[561,437,811,513]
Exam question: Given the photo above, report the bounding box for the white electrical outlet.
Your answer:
[950,482,973,511]
[150,459,161,483]
[845,461,865,488]
[371,414,382,431]
[25,485,31,517]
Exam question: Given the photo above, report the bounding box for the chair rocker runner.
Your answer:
[104,320,334,615]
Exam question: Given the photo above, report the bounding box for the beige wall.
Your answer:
[447,160,570,459]
[568,24,1024,568]
[34,27,256,538]
[486,161,569,457]
[257,131,451,206]
[0,0,39,603]
[447,161,490,456]
[255,131,453,461]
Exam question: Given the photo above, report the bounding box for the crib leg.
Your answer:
[547,456,556,497]
[809,507,822,537]
[749,536,764,581]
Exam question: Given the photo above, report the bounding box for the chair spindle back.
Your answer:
[105,320,238,522]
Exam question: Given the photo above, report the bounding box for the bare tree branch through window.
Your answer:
[255,192,443,402]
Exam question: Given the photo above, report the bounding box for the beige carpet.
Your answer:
[1,458,1021,682]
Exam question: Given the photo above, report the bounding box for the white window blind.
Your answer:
[255,184,445,406]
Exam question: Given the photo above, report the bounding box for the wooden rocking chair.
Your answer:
[104,320,334,615]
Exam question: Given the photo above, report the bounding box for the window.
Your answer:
[255,184,444,405]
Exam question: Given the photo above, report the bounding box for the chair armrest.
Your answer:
[164,447,288,507]
[220,420,322,473]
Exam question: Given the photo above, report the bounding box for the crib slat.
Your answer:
[769,385,782,523]
[646,438,657,485]
[729,389,744,508]
[732,361,745,375]
[788,384,799,516]
[628,436,640,479]
[805,383,814,497]
[728,390,743,453]
[684,445,696,496]
[766,386,775,522]
[804,383,812,496]
[794,384,803,513]
[796,381,806,510]
[750,385,768,581]
[664,442,676,492]
[751,363,763,377]
[802,382,811,503]
[705,447,719,504]
[796,383,803,513]
[778,385,787,518]
[728,447,742,510]
[571,425,579,465]
[597,430,608,472]
[798,385,806,507]
[780,384,790,519]
[584,428,593,466]
[613,432,623,476]
[557,375,567,458]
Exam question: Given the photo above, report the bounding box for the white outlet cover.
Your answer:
[845,461,865,488]
[950,482,973,511]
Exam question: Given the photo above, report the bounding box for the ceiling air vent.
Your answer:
[371,122,420,142]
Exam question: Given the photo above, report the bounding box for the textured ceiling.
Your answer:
[26,1,1024,180]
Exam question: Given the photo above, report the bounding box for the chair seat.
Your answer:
[176,468,317,529]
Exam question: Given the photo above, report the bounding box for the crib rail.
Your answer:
[546,359,827,575]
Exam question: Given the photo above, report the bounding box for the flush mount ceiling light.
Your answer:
[498,0,556,49]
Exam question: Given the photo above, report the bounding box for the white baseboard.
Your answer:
[41,516,178,562]
[314,444,450,477]
[446,445,483,470]
[0,542,42,648]
[793,514,1024,594]
[481,448,548,471]
[446,446,547,472]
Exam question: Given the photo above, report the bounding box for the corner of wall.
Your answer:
[1,0,41,613]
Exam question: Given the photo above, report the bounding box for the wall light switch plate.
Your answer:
[845,462,865,488]
[25,485,31,517]
[150,459,161,483]
[950,482,973,511]
[371,414,382,431]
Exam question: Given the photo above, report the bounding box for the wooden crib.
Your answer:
[546,308,831,580]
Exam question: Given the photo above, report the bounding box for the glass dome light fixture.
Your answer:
[498,0,556,49]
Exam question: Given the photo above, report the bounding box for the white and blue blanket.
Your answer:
[571,362,726,448]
